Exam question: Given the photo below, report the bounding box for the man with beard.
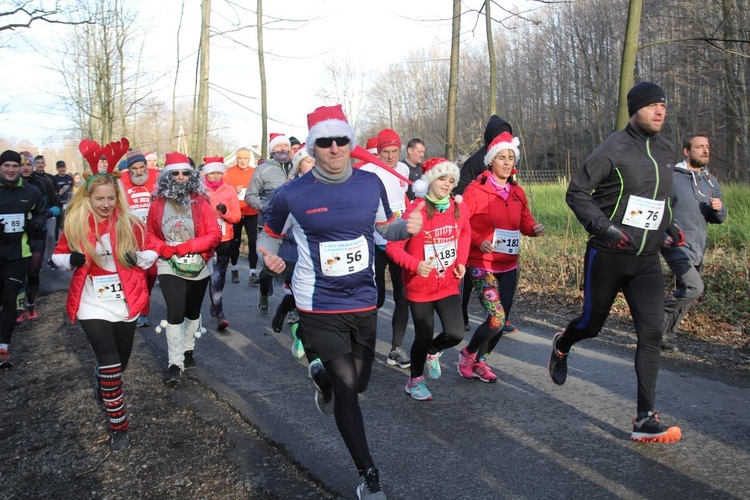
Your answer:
[246,133,293,314]
[660,134,726,351]
[18,152,62,322]
[121,149,159,327]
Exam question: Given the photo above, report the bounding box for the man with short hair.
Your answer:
[33,154,59,268]
[246,133,293,313]
[33,154,56,185]
[224,148,259,285]
[361,129,412,369]
[289,136,301,158]
[257,104,423,499]
[0,150,47,368]
[403,137,425,201]
[661,134,726,350]
[120,149,160,327]
[547,82,683,443]
[53,160,74,241]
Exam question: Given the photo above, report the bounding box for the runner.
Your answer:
[257,104,423,499]
[459,132,545,382]
[51,139,157,451]
[0,150,47,368]
[385,157,470,400]
[147,152,222,386]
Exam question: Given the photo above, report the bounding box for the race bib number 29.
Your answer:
[319,236,369,276]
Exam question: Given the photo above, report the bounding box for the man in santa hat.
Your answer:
[257,105,423,500]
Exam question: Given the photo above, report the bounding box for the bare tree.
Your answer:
[194,0,211,160]
[444,0,461,159]
[257,0,267,158]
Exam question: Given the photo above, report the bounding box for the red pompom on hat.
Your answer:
[305,104,357,156]
[412,157,460,198]
[484,131,521,166]
[268,133,290,151]
[376,128,401,153]
[365,137,378,154]
[162,151,192,174]
[202,156,225,175]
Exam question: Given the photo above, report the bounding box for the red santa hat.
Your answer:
[365,137,378,154]
[162,151,192,174]
[202,156,225,175]
[305,104,357,156]
[412,157,460,198]
[376,128,401,153]
[268,133,290,151]
[484,131,521,166]
[292,144,310,170]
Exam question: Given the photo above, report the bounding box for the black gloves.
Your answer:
[25,219,46,239]
[124,251,138,267]
[69,251,86,268]
[0,220,5,242]
[666,223,686,247]
[600,224,632,250]
[216,203,227,215]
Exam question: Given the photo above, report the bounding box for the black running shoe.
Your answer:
[110,430,131,452]
[547,332,568,385]
[308,359,334,415]
[357,467,386,499]
[271,308,286,333]
[231,269,239,284]
[184,351,196,370]
[165,364,181,385]
[631,411,682,443]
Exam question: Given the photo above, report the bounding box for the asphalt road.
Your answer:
[44,263,750,499]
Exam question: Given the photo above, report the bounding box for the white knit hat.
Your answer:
[305,104,357,156]
[202,156,225,175]
[292,144,310,170]
[484,131,521,166]
[412,157,460,198]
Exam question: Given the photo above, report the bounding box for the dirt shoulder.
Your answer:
[1,291,333,499]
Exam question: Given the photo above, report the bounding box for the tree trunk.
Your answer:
[485,0,496,116]
[257,0,267,158]
[616,0,642,130]
[194,0,211,161]
[445,0,461,159]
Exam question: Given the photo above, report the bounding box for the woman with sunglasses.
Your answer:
[51,140,157,451]
[459,132,545,383]
[147,152,222,386]
[201,156,241,331]
[385,158,470,400]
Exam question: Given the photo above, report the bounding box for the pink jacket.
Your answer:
[204,181,242,243]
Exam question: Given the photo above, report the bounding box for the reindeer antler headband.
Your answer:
[80,137,129,186]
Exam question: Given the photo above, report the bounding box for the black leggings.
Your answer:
[230,214,259,268]
[25,239,45,306]
[209,242,232,315]
[79,319,136,369]
[374,247,409,349]
[1,258,28,344]
[556,246,664,414]
[158,274,210,324]
[409,296,465,378]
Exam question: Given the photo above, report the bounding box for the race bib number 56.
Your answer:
[319,236,369,276]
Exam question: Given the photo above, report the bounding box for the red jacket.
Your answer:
[463,170,538,272]
[204,181,242,243]
[386,198,470,302]
[146,195,223,262]
[54,213,149,323]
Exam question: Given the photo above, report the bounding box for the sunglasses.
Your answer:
[170,170,191,177]
[315,136,350,148]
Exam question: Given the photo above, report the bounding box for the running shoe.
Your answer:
[136,315,150,327]
[217,313,229,331]
[457,347,477,379]
[287,309,299,324]
[308,359,334,415]
[248,273,260,285]
[472,361,498,383]
[0,347,12,369]
[405,376,433,401]
[16,309,26,324]
[272,308,286,333]
[424,352,442,380]
[631,411,682,443]
[110,430,131,452]
[184,351,196,370]
[386,346,411,369]
[356,466,386,500]
[257,295,269,314]
[503,320,518,334]
[25,305,39,320]
[291,323,305,359]
[47,259,58,270]
[547,332,568,385]
[165,364,181,386]
[231,269,239,284]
